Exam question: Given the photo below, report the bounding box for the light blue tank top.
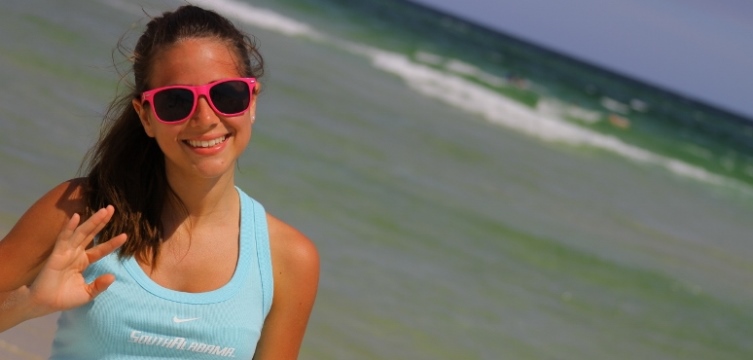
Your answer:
[50,188,273,359]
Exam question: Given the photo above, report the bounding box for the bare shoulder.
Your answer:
[14,178,88,226]
[254,213,319,359]
[265,214,320,276]
[0,178,88,289]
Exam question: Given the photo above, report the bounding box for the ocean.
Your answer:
[1,0,753,359]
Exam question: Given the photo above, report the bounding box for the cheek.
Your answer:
[241,111,255,130]
[239,119,253,144]
[239,115,255,142]
[150,125,181,151]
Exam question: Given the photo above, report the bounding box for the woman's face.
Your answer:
[133,37,256,183]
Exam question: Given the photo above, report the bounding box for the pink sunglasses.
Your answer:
[140,77,257,124]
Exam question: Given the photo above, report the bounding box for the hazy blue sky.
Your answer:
[411,0,753,119]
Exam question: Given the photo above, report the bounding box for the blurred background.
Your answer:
[1,0,752,359]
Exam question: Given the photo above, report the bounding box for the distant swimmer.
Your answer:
[608,113,631,129]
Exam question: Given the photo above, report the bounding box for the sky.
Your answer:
[410,0,753,120]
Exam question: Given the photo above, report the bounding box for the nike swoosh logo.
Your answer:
[173,316,200,323]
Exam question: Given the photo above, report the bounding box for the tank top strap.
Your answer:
[237,187,274,318]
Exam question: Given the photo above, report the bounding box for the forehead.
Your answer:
[148,37,242,87]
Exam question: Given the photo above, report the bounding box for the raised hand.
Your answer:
[27,206,126,316]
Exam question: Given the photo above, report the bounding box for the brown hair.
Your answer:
[82,5,264,263]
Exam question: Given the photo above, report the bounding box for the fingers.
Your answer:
[86,233,127,263]
[58,213,81,243]
[88,274,116,299]
[74,206,116,247]
[60,206,116,249]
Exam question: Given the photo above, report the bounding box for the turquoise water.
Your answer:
[1,0,753,359]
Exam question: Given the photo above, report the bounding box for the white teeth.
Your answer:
[186,135,226,148]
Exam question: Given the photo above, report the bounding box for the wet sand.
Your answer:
[0,314,57,360]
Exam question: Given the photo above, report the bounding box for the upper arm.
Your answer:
[253,214,320,360]
[0,179,87,291]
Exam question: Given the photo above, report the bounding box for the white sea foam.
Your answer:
[444,59,479,76]
[415,53,507,88]
[415,51,444,65]
[348,46,743,189]
[444,59,508,88]
[538,100,602,124]
[601,97,630,114]
[630,99,649,112]
[190,0,322,38]
[102,0,320,38]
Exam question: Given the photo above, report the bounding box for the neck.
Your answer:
[163,169,239,225]
[144,168,240,268]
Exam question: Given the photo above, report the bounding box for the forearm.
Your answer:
[0,286,45,332]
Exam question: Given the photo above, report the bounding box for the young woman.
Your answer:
[0,5,319,359]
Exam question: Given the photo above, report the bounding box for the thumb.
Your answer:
[88,274,116,299]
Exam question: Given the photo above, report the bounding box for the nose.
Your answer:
[190,95,217,126]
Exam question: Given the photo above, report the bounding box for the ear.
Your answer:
[132,98,155,138]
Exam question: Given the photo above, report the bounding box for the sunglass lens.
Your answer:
[153,88,194,122]
[210,80,250,115]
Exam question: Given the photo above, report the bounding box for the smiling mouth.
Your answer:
[185,135,228,148]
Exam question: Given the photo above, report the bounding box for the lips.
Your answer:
[185,135,228,148]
